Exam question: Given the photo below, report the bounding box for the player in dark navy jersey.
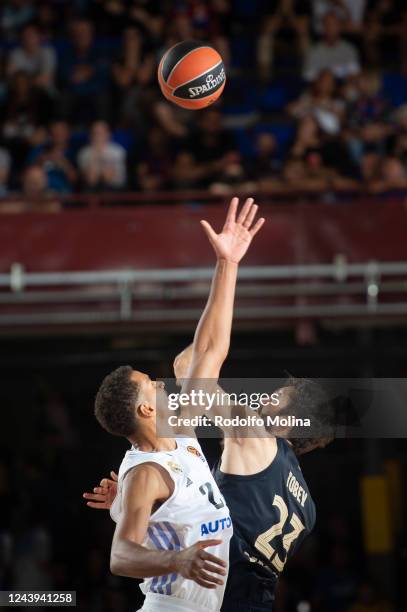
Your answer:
[215,437,317,611]
[172,354,333,612]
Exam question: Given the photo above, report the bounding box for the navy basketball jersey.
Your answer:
[215,437,316,605]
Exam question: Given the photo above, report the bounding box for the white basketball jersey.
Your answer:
[110,437,233,612]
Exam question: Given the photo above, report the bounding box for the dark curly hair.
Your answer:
[95,365,140,437]
[279,376,334,454]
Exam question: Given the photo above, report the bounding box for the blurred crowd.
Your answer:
[0,0,407,210]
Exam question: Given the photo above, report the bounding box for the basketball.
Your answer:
[158,41,226,110]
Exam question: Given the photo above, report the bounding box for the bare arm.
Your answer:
[110,463,174,578]
[184,197,264,385]
[110,463,226,587]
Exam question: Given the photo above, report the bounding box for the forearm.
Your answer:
[111,537,178,578]
[193,258,238,361]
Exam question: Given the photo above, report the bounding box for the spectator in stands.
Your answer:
[7,23,57,92]
[78,121,127,191]
[365,1,407,70]
[133,126,172,191]
[209,152,255,195]
[246,132,282,185]
[369,156,407,193]
[392,105,407,169]
[169,151,215,190]
[21,164,61,210]
[153,98,190,139]
[262,153,340,194]
[344,70,391,164]
[290,114,355,182]
[35,1,60,42]
[303,12,360,81]
[312,0,368,35]
[94,0,164,37]
[171,1,231,69]
[28,121,77,194]
[188,107,237,166]
[359,151,381,182]
[290,114,324,159]
[287,69,345,134]
[0,0,35,41]
[0,147,11,196]
[111,26,155,128]
[0,71,55,174]
[257,0,310,80]
[0,164,61,212]
[59,19,109,124]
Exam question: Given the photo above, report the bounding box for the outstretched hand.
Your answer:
[200,197,265,264]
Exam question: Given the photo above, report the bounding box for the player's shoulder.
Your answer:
[176,436,200,450]
[121,461,175,503]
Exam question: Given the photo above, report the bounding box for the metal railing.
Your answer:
[1,259,407,329]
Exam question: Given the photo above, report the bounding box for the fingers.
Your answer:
[85,501,107,509]
[197,539,223,550]
[199,549,227,568]
[197,569,224,586]
[194,577,217,589]
[111,471,118,481]
[249,217,265,237]
[202,561,227,576]
[243,203,258,229]
[200,220,217,245]
[225,196,239,225]
[83,492,106,502]
[236,197,254,225]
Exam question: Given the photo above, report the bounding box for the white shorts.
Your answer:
[137,592,220,612]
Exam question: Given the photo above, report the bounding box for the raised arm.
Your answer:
[184,197,264,384]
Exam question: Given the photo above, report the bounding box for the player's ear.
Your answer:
[137,402,154,418]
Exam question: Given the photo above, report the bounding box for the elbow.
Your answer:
[110,554,143,579]
[110,553,129,578]
[194,340,230,366]
[110,556,122,576]
[196,337,229,357]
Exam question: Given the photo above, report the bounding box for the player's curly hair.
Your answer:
[280,376,334,454]
[95,365,140,437]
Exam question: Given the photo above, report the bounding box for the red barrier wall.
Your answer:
[1,199,407,272]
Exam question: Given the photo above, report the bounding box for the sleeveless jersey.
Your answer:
[110,437,233,612]
[214,437,316,606]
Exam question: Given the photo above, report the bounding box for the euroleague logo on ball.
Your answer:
[158,40,226,109]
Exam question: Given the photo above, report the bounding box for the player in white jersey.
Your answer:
[111,436,232,612]
[89,197,265,612]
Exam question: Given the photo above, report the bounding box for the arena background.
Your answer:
[1,1,407,611]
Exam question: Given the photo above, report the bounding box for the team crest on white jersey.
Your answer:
[167,461,183,474]
[187,446,206,462]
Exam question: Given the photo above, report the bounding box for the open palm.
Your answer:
[201,197,265,264]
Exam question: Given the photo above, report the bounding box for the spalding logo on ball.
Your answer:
[158,40,226,109]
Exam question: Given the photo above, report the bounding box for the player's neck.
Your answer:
[129,432,177,453]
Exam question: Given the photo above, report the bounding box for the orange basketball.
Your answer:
[158,41,226,110]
